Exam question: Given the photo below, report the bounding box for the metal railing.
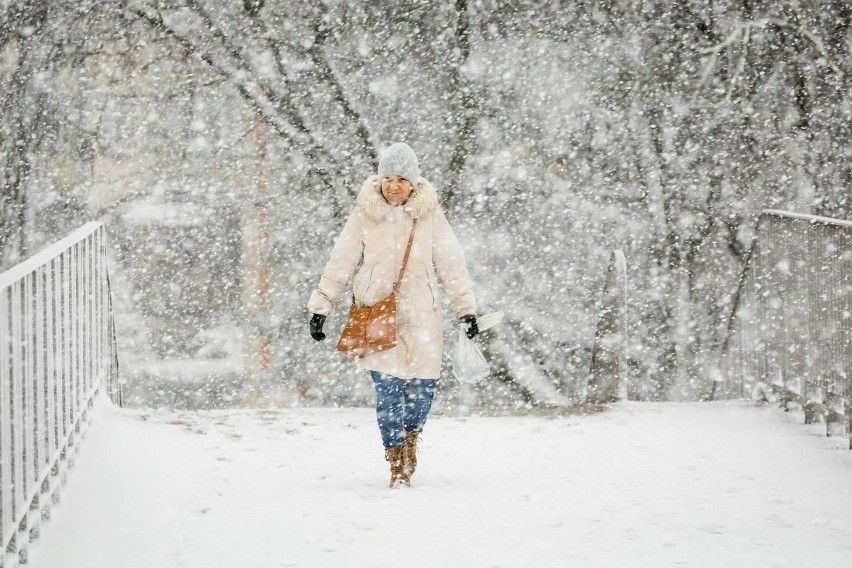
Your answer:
[0,222,119,567]
[719,210,852,447]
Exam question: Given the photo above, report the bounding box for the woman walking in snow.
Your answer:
[308,142,478,488]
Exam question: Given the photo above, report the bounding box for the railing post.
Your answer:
[11,282,24,563]
[587,250,627,404]
[1,287,12,562]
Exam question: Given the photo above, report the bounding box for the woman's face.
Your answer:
[381,175,414,205]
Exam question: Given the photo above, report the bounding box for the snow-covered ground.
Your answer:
[26,399,852,568]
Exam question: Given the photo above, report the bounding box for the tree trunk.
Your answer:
[442,0,478,216]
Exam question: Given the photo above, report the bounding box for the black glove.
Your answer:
[459,314,479,339]
[310,313,327,341]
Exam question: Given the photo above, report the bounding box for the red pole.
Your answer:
[255,113,271,370]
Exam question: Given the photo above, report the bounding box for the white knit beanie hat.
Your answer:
[377,142,420,186]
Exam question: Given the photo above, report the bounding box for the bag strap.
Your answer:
[392,219,417,295]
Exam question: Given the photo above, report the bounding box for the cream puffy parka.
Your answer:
[308,175,476,380]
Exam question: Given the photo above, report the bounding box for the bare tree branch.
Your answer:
[129,6,334,157]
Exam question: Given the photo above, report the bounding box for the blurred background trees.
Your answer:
[2,0,849,408]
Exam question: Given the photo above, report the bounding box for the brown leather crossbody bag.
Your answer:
[337,220,417,358]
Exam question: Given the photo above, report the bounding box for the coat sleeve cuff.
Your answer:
[307,289,334,316]
[451,292,477,320]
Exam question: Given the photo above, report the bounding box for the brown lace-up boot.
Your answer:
[385,446,408,488]
[402,431,420,480]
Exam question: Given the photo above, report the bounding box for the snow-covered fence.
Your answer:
[0,222,119,567]
[719,210,851,447]
[587,250,627,404]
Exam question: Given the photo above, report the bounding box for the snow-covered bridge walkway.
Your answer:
[26,400,852,568]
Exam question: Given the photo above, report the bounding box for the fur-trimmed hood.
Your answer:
[356,174,439,222]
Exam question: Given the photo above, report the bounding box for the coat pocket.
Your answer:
[424,267,438,312]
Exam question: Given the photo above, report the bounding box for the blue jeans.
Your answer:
[370,371,436,449]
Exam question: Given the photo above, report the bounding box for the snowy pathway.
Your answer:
[26,400,852,568]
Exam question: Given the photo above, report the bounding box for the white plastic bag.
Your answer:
[452,311,504,384]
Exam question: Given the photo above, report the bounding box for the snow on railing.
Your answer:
[0,222,119,567]
[719,210,851,447]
